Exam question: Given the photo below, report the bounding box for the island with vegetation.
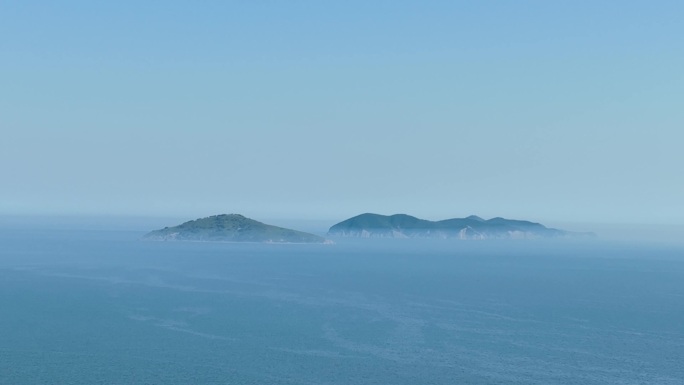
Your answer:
[328,213,590,239]
[144,214,328,243]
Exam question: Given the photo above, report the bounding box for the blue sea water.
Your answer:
[1,228,683,384]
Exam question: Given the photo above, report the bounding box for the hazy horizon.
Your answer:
[2,213,683,246]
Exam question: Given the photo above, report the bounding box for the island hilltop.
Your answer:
[144,214,328,243]
[328,213,591,240]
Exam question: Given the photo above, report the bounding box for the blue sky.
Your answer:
[1,1,682,224]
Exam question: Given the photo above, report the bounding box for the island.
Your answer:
[143,214,328,243]
[328,213,590,239]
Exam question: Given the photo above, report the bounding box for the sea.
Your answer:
[1,223,683,384]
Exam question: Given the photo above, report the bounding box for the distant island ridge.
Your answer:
[328,213,592,240]
[143,214,328,243]
[144,213,592,243]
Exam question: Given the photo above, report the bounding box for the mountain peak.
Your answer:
[466,215,485,222]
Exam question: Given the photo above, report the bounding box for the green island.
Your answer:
[143,214,327,244]
[328,213,593,239]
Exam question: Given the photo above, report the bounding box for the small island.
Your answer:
[328,213,591,240]
[143,214,328,244]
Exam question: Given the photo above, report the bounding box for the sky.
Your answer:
[1,1,682,225]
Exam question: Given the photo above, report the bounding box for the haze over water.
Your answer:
[1,224,682,384]
[2,2,682,383]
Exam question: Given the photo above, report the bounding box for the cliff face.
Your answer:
[144,214,327,243]
[328,213,578,240]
